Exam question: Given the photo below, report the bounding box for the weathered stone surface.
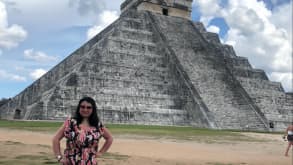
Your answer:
[121,0,193,19]
[0,0,292,131]
[192,18,293,131]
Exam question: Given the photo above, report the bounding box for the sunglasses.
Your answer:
[80,105,93,109]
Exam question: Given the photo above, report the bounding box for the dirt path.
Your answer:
[0,128,291,165]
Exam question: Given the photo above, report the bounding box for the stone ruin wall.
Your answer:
[0,10,211,128]
[0,20,120,120]
[149,12,270,130]
[121,0,192,19]
[137,2,191,19]
[193,22,293,130]
[0,1,292,131]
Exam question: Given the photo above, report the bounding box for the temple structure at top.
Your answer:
[121,0,193,19]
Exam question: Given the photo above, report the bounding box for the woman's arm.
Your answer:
[286,126,289,135]
[52,123,65,159]
[96,127,113,157]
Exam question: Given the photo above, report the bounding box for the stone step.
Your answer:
[95,92,182,107]
[98,87,176,99]
[76,85,177,100]
[232,67,268,80]
[107,36,159,55]
[98,97,177,108]
[99,80,177,93]
[100,107,189,126]
[193,22,206,33]
[98,50,166,67]
[79,66,173,85]
[120,27,153,35]
[97,84,178,97]
[122,17,143,23]
[120,17,152,31]
[217,114,267,130]
[108,49,164,59]
[98,102,179,112]
[114,27,155,43]
[243,87,285,97]
[81,75,172,87]
[236,77,284,92]
[108,36,156,47]
[279,105,293,112]
[80,58,170,73]
[95,77,175,90]
[98,105,185,114]
[225,56,252,69]
[101,78,174,91]
[267,114,293,121]
[103,69,171,82]
[77,69,174,87]
[202,32,221,44]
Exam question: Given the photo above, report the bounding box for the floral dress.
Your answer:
[63,118,104,165]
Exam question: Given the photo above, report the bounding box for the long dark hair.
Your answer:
[74,96,100,127]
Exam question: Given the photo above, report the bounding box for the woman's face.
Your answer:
[79,101,93,118]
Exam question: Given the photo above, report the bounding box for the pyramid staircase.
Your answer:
[148,12,269,130]
[193,22,293,130]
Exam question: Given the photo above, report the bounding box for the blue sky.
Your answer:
[0,0,292,99]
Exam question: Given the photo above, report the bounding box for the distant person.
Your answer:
[285,122,293,157]
[52,96,113,164]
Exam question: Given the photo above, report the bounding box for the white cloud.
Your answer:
[2,0,123,33]
[24,49,58,63]
[29,68,47,80]
[207,25,220,34]
[0,1,8,27]
[0,69,26,82]
[194,0,222,25]
[87,10,119,40]
[224,1,292,72]
[0,1,27,49]
[226,7,265,36]
[195,0,292,92]
[269,72,292,92]
[2,0,93,31]
[68,0,106,16]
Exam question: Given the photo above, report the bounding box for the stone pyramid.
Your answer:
[1,0,292,131]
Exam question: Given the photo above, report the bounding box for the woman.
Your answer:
[52,97,113,164]
[285,122,293,157]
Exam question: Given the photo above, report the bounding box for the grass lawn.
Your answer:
[0,119,276,142]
